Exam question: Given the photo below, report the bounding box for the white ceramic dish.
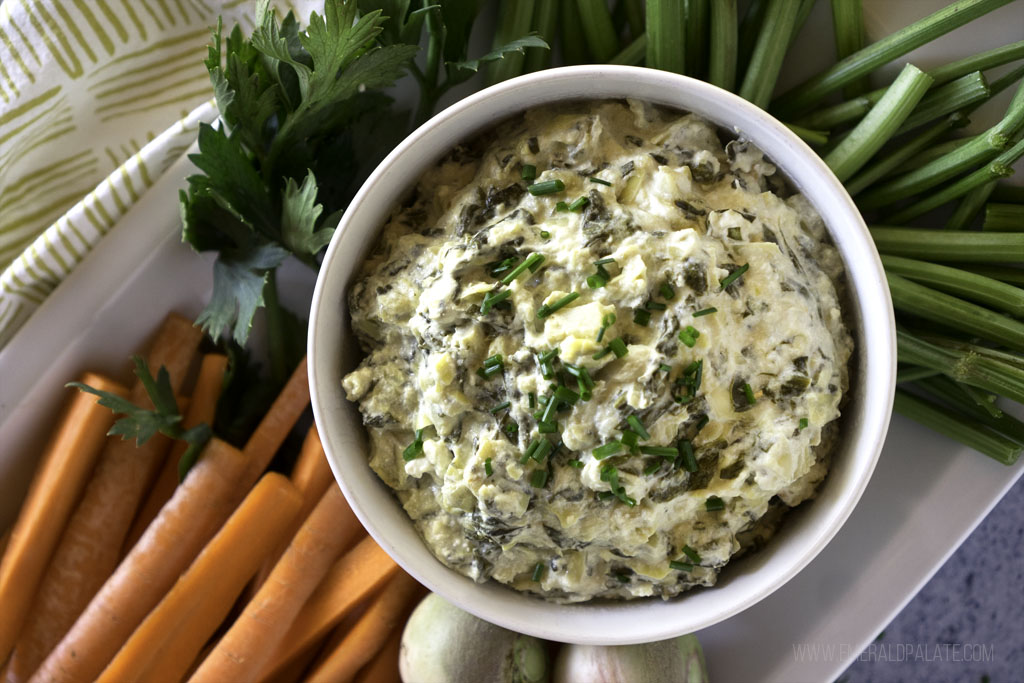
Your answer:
[307,65,896,645]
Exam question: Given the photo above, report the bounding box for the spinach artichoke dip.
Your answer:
[342,100,853,602]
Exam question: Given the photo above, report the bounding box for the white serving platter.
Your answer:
[1,1,1022,680]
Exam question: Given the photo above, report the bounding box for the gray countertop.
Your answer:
[839,472,1024,682]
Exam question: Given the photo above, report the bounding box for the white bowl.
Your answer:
[308,65,895,645]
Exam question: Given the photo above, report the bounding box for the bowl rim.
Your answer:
[309,64,896,644]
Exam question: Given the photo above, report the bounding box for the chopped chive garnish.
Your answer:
[644,461,663,475]
[681,545,702,563]
[538,292,580,318]
[593,347,612,360]
[541,394,559,423]
[505,421,519,435]
[484,458,493,476]
[589,176,612,186]
[531,469,548,487]
[402,438,424,461]
[626,415,650,440]
[594,258,616,266]
[640,445,678,457]
[669,560,694,572]
[569,458,584,468]
[481,289,511,314]
[500,253,545,285]
[540,230,551,239]
[537,420,557,433]
[532,561,545,581]
[633,309,652,326]
[601,312,617,327]
[719,263,749,290]
[555,385,580,404]
[693,307,718,317]
[660,282,676,300]
[488,257,517,276]
[587,272,608,289]
[645,301,667,311]
[799,417,809,430]
[593,441,624,459]
[564,363,595,388]
[609,337,628,358]
[555,200,569,212]
[743,383,757,405]
[522,438,541,463]
[568,196,590,211]
[521,164,537,180]
[598,491,616,501]
[601,466,636,506]
[476,364,503,379]
[528,179,565,195]
[483,354,503,367]
[528,392,536,409]
[490,401,511,414]
[705,495,725,511]
[533,439,553,461]
[621,430,640,448]
[577,378,592,401]
[659,363,672,372]
[692,360,703,390]
[539,348,560,363]
[678,325,700,348]
[678,440,697,472]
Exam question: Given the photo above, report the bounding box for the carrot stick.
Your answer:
[190,485,362,683]
[124,353,228,554]
[252,425,338,591]
[352,623,403,683]
[33,438,251,683]
[306,572,423,683]
[96,473,302,683]
[7,314,202,682]
[243,357,310,483]
[0,374,127,667]
[258,536,401,679]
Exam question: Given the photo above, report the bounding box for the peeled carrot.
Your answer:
[7,313,201,682]
[307,572,423,683]
[97,473,302,683]
[124,353,228,554]
[252,425,337,591]
[33,438,251,683]
[259,536,401,679]
[352,619,403,683]
[243,356,310,482]
[0,374,127,667]
[190,485,362,683]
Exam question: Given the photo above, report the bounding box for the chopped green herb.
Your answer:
[626,415,650,440]
[644,460,663,475]
[621,430,640,448]
[681,545,702,563]
[705,495,725,511]
[593,441,624,459]
[540,230,551,239]
[601,312,617,327]
[476,364,503,379]
[568,196,590,211]
[402,428,427,461]
[490,401,511,414]
[633,309,652,326]
[660,281,676,300]
[743,383,757,405]
[678,325,700,347]
[480,288,511,314]
[538,292,580,318]
[569,458,584,468]
[695,414,709,432]
[500,253,545,285]
[555,385,580,404]
[669,560,695,572]
[659,363,672,372]
[719,263,750,290]
[555,200,569,211]
[533,438,553,461]
[593,347,612,360]
[594,258,616,266]
[678,440,697,472]
[693,307,718,317]
[640,445,679,457]
[609,337,628,357]
[522,438,541,464]
[799,417,809,430]
[645,301,667,311]
[528,392,536,409]
[484,458,493,476]
[521,163,537,180]
[539,348,560,363]
[589,176,612,186]
[587,272,608,289]
[601,465,636,506]
[528,179,565,195]
[531,469,548,487]
[532,561,546,581]
[505,421,519,435]
[488,257,517,276]
[537,420,557,433]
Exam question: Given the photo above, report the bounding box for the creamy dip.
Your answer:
[343,100,853,602]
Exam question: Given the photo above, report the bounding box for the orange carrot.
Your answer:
[190,485,362,683]
[306,572,423,683]
[0,374,127,667]
[259,536,401,679]
[33,438,252,683]
[243,357,310,483]
[7,313,201,682]
[97,473,302,683]
[352,622,403,683]
[252,425,337,591]
[124,353,228,554]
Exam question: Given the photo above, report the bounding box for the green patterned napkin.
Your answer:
[0,0,313,348]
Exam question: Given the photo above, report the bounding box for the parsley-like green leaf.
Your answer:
[281,170,331,259]
[447,33,549,84]
[197,243,289,345]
